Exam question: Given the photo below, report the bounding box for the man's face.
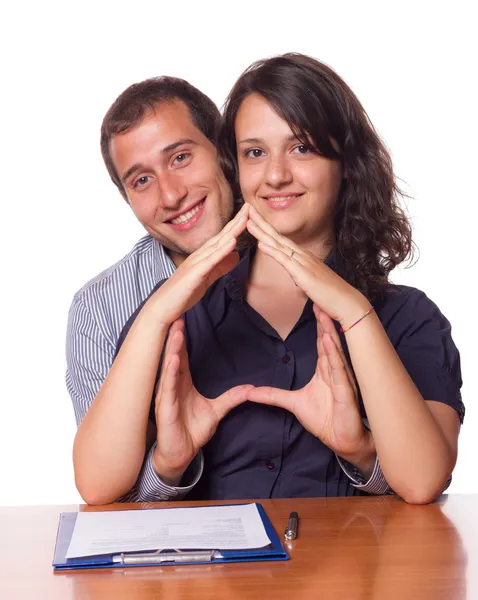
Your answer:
[110,100,234,264]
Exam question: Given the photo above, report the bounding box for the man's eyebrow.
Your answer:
[120,139,199,184]
[237,134,300,145]
[162,138,198,154]
[121,163,144,184]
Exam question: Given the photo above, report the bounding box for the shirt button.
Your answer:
[266,461,275,470]
[281,354,291,363]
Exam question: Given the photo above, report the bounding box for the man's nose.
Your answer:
[158,172,188,208]
[264,156,293,188]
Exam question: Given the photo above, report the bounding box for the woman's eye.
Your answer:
[245,149,264,158]
[293,145,312,155]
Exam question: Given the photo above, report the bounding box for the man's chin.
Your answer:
[153,217,229,263]
[163,236,213,267]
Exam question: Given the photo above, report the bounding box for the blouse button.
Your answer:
[281,354,291,363]
[266,461,275,470]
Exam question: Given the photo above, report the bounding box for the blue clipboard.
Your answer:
[52,503,289,570]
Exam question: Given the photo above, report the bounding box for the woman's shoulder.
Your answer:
[377,283,446,317]
[376,284,453,339]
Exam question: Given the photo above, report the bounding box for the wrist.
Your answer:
[141,293,173,330]
[338,293,373,331]
[337,430,376,480]
[151,449,190,487]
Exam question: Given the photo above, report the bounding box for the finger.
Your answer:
[316,312,326,358]
[200,202,248,248]
[192,232,239,268]
[155,351,181,422]
[157,319,183,399]
[317,354,332,387]
[197,249,240,292]
[175,327,192,383]
[256,241,305,283]
[316,307,357,392]
[323,333,357,398]
[246,386,295,411]
[191,204,249,262]
[186,233,242,289]
[248,205,299,251]
[213,384,255,420]
[246,219,294,257]
[315,305,354,380]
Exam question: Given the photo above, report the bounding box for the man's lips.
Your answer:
[166,198,205,225]
[167,198,206,231]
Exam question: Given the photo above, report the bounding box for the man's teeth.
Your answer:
[266,196,300,202]
[171,202,203,225]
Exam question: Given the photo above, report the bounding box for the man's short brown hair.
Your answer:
[101,76,221,196]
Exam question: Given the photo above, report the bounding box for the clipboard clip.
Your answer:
[112,549,218,565]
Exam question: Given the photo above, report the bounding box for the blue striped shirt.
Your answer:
[66,234,394,501]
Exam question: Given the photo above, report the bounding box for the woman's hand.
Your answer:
[246,205,370,327]
[246,305,375,470]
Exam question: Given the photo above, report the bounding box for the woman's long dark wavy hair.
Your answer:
[218,53,415,301]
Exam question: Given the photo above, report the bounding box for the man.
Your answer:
[66,76,235,503]
[68,76,388,505]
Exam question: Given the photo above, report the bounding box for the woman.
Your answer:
[207,53,463,501]
[79,54,463,504]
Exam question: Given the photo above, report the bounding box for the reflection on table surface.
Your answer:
[1,495,474,600]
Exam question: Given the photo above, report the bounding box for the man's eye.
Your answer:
[173,153,190,165]
[133,176,151,188]
[245,149,264,158]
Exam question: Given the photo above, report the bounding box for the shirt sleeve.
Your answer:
[337,454,452,496]
[385,288,464,422]
[125,446,204,502]
[66,293,197,503]
[334,287,462,498]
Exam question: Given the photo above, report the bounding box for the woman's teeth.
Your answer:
[266,195,300,202]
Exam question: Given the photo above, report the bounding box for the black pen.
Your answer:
[284,511,299,540]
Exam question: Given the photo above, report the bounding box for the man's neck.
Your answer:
[168,250,187,268]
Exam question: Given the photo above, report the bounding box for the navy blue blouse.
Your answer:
[117,249,464,500]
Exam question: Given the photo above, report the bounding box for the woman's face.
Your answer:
[235,93,344,246]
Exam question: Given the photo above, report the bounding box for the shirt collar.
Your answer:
[151,237,176,283]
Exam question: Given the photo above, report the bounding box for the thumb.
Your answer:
[246,386,295,411]
[213,384,253,420]
[205,252,240,287]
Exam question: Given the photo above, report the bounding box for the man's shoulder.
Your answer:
[71,235,165,309]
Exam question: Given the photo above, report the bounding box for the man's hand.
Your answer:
[152,319,253,485]
[149,204,249,327]
[246,306,376,477]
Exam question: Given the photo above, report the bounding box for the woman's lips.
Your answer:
[261,194,303,210]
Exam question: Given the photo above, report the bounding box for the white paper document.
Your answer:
[66,503,271,558]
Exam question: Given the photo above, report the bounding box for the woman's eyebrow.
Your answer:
[238,134,299,145]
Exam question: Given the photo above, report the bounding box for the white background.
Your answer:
[0,1,476,506]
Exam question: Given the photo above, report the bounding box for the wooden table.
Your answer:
[1,495,475,599]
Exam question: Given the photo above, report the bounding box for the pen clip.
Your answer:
[114,549,217,565]
[284,511,298,541]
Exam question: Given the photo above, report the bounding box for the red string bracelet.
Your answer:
[340,306,375,333]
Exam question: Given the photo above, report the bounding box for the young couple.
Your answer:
[68,53,463,506]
